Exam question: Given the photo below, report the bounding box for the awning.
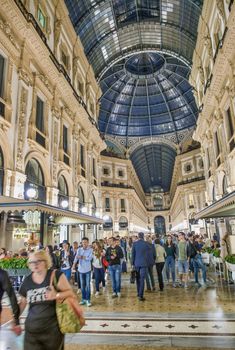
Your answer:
[0,196,103,225]
[194,191,235,219]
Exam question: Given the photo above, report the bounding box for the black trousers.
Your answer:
[156,262,165,290]
[24,323,64,350]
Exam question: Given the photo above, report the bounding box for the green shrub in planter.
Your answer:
[225,255,235,264]
[202,247,213,254]
[213,249,220,258]
[0,257,28,269]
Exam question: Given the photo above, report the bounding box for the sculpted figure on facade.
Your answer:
[198,65,205,86]
[54,18,62,53]
[73,56,80,84]
[216,0,225,21]
[204,34,213,58]
[52,118,59,185]
[16,87,28,171]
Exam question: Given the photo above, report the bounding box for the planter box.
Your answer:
[225,262,235,272]
[201,252,210,264]
[213,257,223,264]
[5,268,31,277]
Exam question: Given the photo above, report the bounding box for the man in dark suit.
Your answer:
[131,232,149,301]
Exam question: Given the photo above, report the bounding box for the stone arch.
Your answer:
[24,151,50,187]
[154,215,166,235]
[57,169,73,196]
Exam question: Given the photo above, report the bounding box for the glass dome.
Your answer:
[99,52,198,140]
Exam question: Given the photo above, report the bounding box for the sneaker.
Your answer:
[178,282,183,287]
[95,291,99,297]
[77,289,81,294]
[184,284,188,289]
[86,301,92,307]
[102,286,106,292]
[195,282,201,288]
[117,292,121,298]
[79,300,86,305]
[172,283,176,288]
[112,293,117,298]
[138,297,145,301]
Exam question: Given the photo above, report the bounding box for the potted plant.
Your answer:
[0,257,30,276]
[225,254,235,272]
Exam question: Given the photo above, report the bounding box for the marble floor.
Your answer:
[0,272,235,350]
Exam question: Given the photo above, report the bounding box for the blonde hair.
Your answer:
[28,250,52,269]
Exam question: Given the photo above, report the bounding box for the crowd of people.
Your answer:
[0,230,232,349]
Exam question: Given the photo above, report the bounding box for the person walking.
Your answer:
[105,237,123,298]
[177,233,190,288]
[164,235,177,287]
[131,232,149,301]
[72,237,93,306]
[155,238,166,291]
[19,250,78,350]
[60,241,73,281]
[0,268,21,334]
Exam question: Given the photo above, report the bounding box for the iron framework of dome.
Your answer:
[65,0,203,193]
[65,0,203,78]
[99,52,198,140]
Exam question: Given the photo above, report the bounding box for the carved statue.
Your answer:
[54,18,62,52]
[216,0,225,19]
[204,35,213,58]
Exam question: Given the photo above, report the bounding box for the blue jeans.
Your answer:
[193,254,207,283]
[93,267,105,291]
[79,271,91,301]
[61,268,71,281]
[136,266,147,298]
[165,256,176,282]
[108,264,121,294]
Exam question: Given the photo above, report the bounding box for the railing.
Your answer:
[101,182,133,189]
[177,176,205,186]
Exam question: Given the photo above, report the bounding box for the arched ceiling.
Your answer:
[65,0,203,78]
[130,144,177,193]
[65,0,203,194]
[99,52,197,141]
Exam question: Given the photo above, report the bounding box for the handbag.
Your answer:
[130,268,136,284]
[50,270,85,334]
[101,256,109,268]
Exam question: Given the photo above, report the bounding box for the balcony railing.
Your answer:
[177,176,205,186]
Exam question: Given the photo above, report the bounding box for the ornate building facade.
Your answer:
[0,0,105,250]
[0,0,234,252]
[190,0,235,245]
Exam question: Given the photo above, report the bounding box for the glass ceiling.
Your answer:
[65,0,203,193]
[65,0,203,78]
[130,144,177,193]
[99,52,197,139]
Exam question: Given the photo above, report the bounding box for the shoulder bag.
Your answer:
[50,270,85,334]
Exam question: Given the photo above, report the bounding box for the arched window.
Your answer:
[0,147,4,195]
[78,185,85,209]
[58,175,69,208]
[103,215,113,230]
[119,216,128,229]
[25,159,45,202]
[154,216,166,235]
[222,175,228,196]
[153,195,163,208]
